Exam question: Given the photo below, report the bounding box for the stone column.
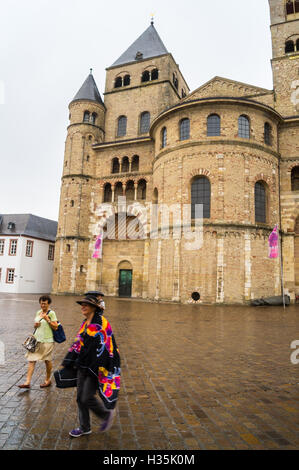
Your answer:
[155,240,162,300]
[244,232,251,301]
[216,234,225,303]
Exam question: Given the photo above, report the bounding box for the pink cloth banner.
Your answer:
[92,232,103,259]
[268,225,278,259]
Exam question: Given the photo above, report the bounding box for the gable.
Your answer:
[184,77,273,102]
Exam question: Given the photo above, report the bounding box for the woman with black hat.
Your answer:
[61,295,121,437]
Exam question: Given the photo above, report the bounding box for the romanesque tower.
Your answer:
[269,0,299,296]
[52,71,105,294]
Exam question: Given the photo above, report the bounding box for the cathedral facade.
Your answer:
[52,0,299,304]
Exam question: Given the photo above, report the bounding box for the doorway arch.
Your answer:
[117,260,133,297]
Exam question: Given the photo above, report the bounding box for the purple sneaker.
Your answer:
[69,427,92,438]
[100,409,116,432]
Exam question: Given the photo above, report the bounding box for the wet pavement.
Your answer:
[0,293,298,450]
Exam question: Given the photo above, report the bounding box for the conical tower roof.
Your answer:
[71,71,103,105]
[111,22,168,67]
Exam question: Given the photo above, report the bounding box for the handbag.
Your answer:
[53,321,66,343]
[22,331,38,352]
[54,367,77,388]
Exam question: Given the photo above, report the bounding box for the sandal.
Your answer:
[18,384,30,389]
[40,381,52,388]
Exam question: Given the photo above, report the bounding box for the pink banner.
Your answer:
[268,225,278,259]
[92,232,103,259]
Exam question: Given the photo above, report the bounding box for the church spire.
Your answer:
[71,70,103,105]
[110,23,168,68]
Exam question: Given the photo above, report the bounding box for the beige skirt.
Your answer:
[26,342,54,362]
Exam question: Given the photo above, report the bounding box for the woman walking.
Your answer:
[18,295,58,389]
[61,295,121,437]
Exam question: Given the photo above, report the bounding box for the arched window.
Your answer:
[173,73,178,90]
[137,179,146,200]
[161,127,167,148]
[103,183,112,202]
[182,89,186,98]
[153,188,158,204]
[286,0,294,14]
[140,112,150,134]
[151,69,159,80]
[117,116,127,137]
[83,111,90,123]
[180,118,190,140]
[285,40,295,53]
[131,155,139,172]
[123,75,130,86]
[112,157,120,174]
[296,0,299,13]
[207,114,221,137]
[91,113,97,125]
[114,182,123,201]
[255,181,267,223]
[141,71,150,83]
[297,38,299,50]
[125,180,135,200]
[238,115,250,139]
[264,122,272,146]
[115,77,123,88]
[121,156,129,173]
[291,166,299,191]
[191,177,211,219]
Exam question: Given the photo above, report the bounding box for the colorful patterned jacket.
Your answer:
[62,310,120,410]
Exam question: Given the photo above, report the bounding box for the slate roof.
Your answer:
[0,214,57,242]
[71,72,104,105]
[111,23,168,67]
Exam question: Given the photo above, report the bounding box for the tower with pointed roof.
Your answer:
[52,71,105,294]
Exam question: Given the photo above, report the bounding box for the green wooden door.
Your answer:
[119,269,132,297]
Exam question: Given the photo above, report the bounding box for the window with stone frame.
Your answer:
[83,111,90,123]
[264,122,272,146]
[9,239,17,256]
[123,75,130,86]
[112,157,120,174]
[291,166,299,191]
[25,240,33,257]
[114,77,123,88]
[117,116,127,137]
[286,1,299,15]
[140,112,150,134]
[180,118,190,141]
[285,40,295,53]
[255,181,267,223]
[191,176,211,219]
[48,244,55,261]
[0,239,4,255]
[6,268,15,283]
[161,127,167,148]
[103,183,112,203]
[131,155,139,172]
[207,114,221,136]
[238,115,250,139]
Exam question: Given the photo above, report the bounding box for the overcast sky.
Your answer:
[0,0,273,222]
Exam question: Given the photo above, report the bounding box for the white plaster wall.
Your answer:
[0,236,54,294]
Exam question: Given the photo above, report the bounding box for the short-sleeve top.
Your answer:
[34,310,57,343]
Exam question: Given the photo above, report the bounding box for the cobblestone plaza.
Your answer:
[0,294,298,450]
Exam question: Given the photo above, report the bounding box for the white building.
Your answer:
[0,214,57,294]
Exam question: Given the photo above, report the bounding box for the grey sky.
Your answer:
[0,0,273,221]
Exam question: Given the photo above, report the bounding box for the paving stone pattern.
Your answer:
[0,294,298,450]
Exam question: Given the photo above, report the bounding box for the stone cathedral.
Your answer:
[52,1,299,304]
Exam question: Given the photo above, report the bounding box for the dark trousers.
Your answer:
[76,367,109,432]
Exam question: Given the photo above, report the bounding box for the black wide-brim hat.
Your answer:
[85,290,104,297]
[76,296,100,308]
